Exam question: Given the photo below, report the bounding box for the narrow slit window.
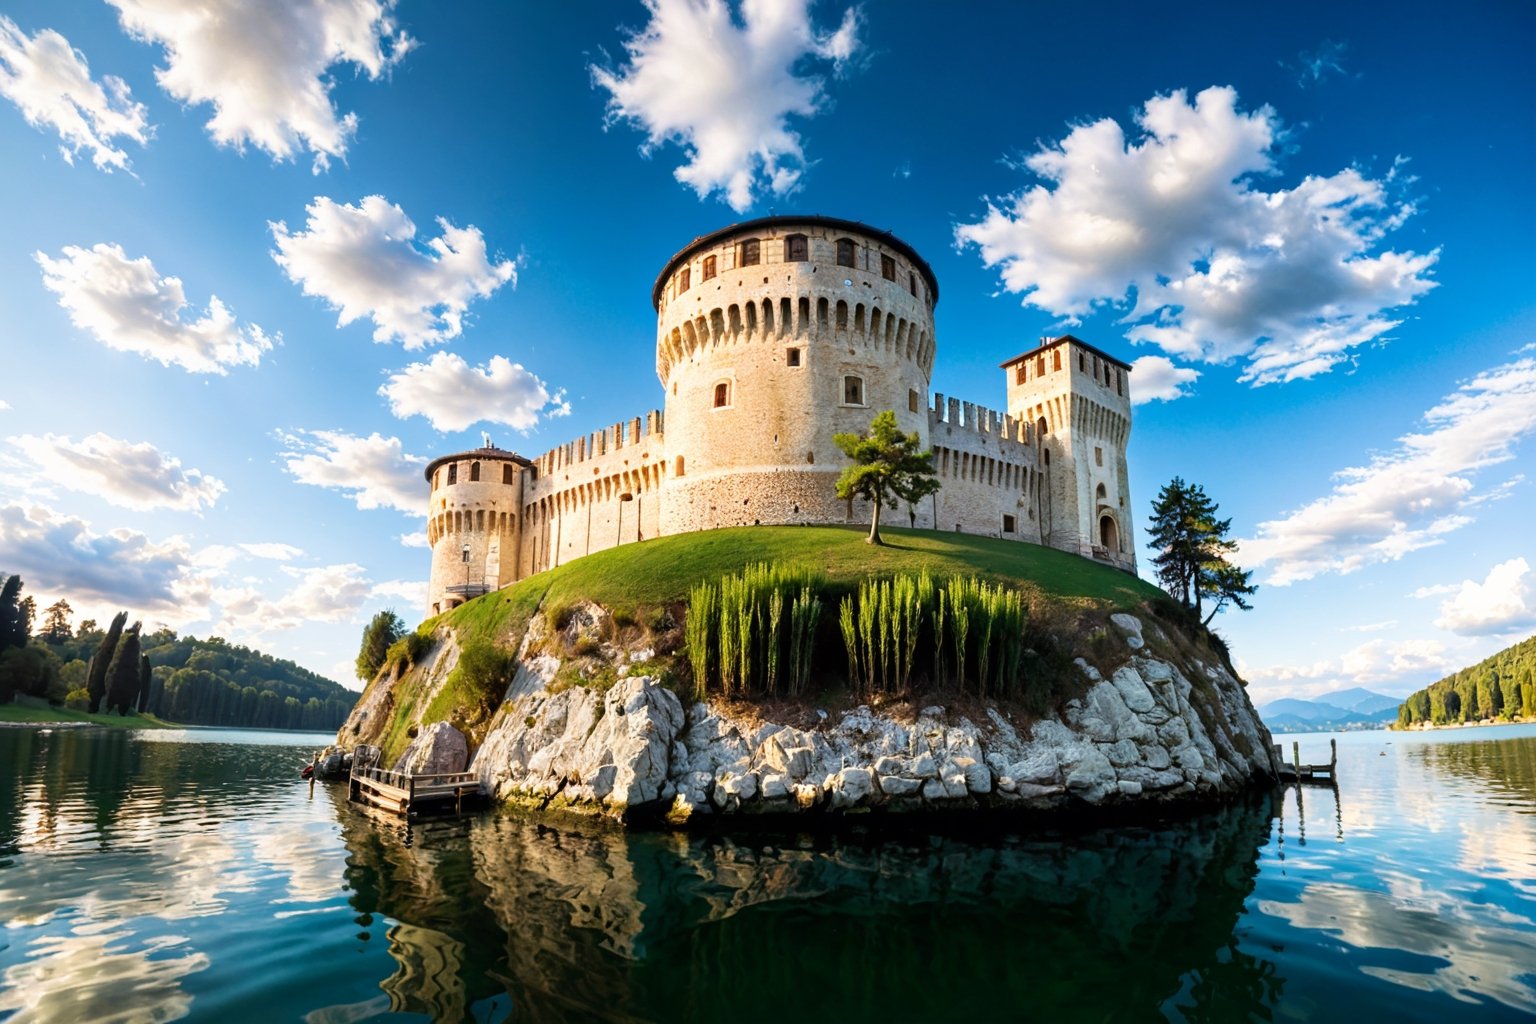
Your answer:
[447,464,458,485]
[909,389,920,412]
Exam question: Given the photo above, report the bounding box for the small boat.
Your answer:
[301,745,356,781]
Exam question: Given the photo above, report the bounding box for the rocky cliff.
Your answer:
[340,605,1277,825]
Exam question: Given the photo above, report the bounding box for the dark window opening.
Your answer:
[843,375,864,405]
[785,234,808,262]
[836,238,855,267]
[702,255,716,280]
[881,254,896,281]
[1095,446,1103,466]
[470,461,480,482]
[713,381,730,408]
[1053,350,1061,371]
[739,238,760,266]
[909,389,921,412]
[908,272,917,296]
[1003,514,1016,534]
[447,464,458,485]
[503,464,514,484]
[677,266,690,294]
[786,347,801,367]
[1015,365,1026,385]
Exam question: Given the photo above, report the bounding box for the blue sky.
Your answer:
[0,0,1531,701]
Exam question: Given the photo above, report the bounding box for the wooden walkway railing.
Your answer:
[1275,739,1338,785]
[348,763,484,816]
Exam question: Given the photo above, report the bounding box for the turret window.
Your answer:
[702,255,716,280]
[881,254,896,281]
[503,464,514,484]
[909,272,917,296]
[836,238,856,267]
[677,266,690,294]
[713,381,732,408]
[785,234,808,262]
[447,464,458,485]
[470,461,480,482]
[1053,350,1061,371]
[786,347,801,367]
[842,375,865,406]
[739,238,760,267]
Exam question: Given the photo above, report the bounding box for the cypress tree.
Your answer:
[137,655,153,713]
[105,622,143,714]
[86,611,128,714]
[0,575,22,653]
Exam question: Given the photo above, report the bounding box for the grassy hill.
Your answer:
[431,524,1163,644]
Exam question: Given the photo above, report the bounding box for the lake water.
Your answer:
[1,724,1533,1022]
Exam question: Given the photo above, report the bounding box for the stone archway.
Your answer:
[1099,513,1119,551]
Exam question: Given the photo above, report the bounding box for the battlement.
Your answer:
[929,393,1035,446]
[532,410,664,476]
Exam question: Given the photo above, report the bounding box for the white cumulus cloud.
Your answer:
[592,0,861,212]
[1427,558,1536,637]
[1242,635,1454,704]
[271,195,516,348]
[0,502,193,609]
[36,243,274,374]
[211,563,372,636]
[107,0,412,171]
[398,531,428,549]
[0,16,150,171]
[368,578,426,607]
[9,432,225,512]
[279,429,424,514]
[1128,355,1200,405]
[1239,356,1536,585]
[956,86,1438,386]
[380,351,569,432]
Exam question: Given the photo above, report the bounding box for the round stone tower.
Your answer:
[423,444,531,617]
[652,216,939,534]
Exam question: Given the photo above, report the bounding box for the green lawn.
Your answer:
[437,524,1162,640]
[0,704,173,729]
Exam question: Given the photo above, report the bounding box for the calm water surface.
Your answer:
[1,724,1533,1022]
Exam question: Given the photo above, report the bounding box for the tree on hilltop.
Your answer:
[40,599,73,644]
[833,410,941,546]
[356,609,406,681]
[1147,478,1256,625]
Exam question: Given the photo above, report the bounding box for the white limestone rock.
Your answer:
[393,721,469,776]
[880,775,922,796]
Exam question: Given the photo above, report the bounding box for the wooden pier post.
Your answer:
[1330,738,1337,774]
[1293,741,1301,779]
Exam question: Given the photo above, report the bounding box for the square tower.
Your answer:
[1000,335,1135,571]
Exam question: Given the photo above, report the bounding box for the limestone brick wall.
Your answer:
[654,220,936,537]
[518,412,666,576]
[926,394,1042,541]
[425,452,526,617]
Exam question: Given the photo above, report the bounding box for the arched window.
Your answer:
[677,266,690,294]
[880,254,896,281]
[1096,483,1107,500]
[470,461,480,482]
[843,375,864,406]
[784,234,808,262]
[447,463,458,485]
[836,238,855,268]
[713,381,731,408]
[1036,355,1045,375]
[738,238,760,267]
[1036,416,1047,438]
[702,255,716,280]
[1100,515,1119,550]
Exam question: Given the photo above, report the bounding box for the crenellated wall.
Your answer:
[421,217,1137,618]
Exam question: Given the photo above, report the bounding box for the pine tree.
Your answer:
[833,410,941,546]
[1146,478,1256,623]
[86,611,128,714]
[40,600,73,644]
[105,622,143,714]
[0,575,23,653]
[355,610,406,681]
[137,655,153,713]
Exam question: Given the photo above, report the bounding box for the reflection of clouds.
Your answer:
[249,818,348,905]
[0,927,208,1023]
[1258,875,1536,1013]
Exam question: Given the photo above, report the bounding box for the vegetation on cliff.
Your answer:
[1396,633,1536,727]
[350,525,1239,766]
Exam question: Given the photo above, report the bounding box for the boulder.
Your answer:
[393,722,468,775]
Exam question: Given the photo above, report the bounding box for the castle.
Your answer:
[423,216,1134,617]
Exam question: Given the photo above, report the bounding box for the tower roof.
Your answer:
[652,214,939,310]
[999,334,1133,373]
[423,446,532,482]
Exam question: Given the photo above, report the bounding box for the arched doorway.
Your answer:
[1099,514,1119,550]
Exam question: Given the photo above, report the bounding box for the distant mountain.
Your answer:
[1259,688,1400,732]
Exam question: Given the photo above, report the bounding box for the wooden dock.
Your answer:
[1275,739,1338,785]
[348,764,485,817]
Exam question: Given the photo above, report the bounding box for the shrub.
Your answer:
[64,686,91,711]
[455,638,515,714]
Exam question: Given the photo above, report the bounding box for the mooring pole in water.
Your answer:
[1293,741,1301,778]
[308,753,316,798]
[1330,738,1337,774]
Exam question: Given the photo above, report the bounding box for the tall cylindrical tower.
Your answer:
[652,216,939,534]
[423,445,531,618]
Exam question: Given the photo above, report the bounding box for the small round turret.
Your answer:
[424,446,530,616]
